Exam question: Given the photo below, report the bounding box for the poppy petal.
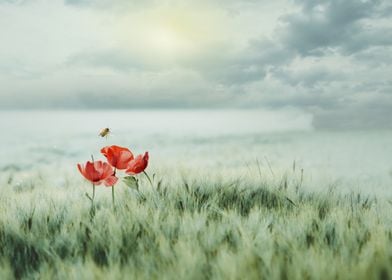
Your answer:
[101,145,134,169]
[77,163,89,180]
[104,176,118,187]
[126,152,149,175]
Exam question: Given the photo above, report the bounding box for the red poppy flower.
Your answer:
[101,145,134,170]
[77,161,118,186]
[126,152,149,175]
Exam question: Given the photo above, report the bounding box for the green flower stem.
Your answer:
[112,185,115,211]
[143,171,154,188]
[112,168,116,211]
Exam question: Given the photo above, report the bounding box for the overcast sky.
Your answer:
[0,0,391,129]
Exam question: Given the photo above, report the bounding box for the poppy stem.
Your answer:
[143,171,154,188]
[90,183,96,208]
[90,156,96,205]
[92,184,96,202]
[112,185,115,211]
[91,156,95,206]
[89,183,96,217]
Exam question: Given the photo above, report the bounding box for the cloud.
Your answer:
[279,0,392,56]
[0,0,31,4]
[66,50,146,72]
[0,0,391,129]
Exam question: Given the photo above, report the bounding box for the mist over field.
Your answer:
[1,110,391,196]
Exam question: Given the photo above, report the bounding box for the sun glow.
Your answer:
[144,23,191,56]
[115,5,228,63]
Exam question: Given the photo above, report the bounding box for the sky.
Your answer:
[0,0,391,129]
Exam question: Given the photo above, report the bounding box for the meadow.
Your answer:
[0,167,391,280]
[0,111,391,279]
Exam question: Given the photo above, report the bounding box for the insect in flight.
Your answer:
[99,127,111,138]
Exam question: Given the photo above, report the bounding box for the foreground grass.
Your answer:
[0,171,391,280]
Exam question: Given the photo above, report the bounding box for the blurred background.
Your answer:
[0,0,391,195]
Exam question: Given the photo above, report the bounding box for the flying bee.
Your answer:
[99,127,111,138]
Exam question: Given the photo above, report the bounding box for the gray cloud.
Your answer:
[66,50,147,72]
[280,0,392,56]
[200,39,295,85]
[0,0,31,4]
[63,0,156,10]
[271,65,346,88]
[0,0,391,129]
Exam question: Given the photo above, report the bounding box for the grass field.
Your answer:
[0,169,391,280]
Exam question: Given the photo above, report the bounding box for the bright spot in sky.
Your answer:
[145,25,188,55]
[115,5,228,62]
